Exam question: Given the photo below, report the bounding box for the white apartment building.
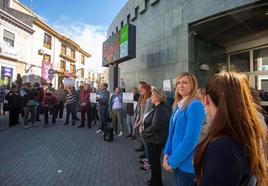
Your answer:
[0,0,91,88]
[0,8,33,87]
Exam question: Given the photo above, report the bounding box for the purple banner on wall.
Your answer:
[3,67,13,77]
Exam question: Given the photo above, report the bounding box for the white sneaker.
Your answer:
[96,129,102,134]
[118,131,123,137]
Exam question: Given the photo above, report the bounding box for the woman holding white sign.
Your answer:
[126,87,140,137]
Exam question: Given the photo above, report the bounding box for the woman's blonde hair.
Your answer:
[173,72,198,110]
[152,87,167,103]
[194,72,267,185]
[131,87,139,94]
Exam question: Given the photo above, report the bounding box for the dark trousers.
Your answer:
[56,101,64,119]
[147,143,163,186]
[9,108,20,126]
[36,102,41,120]
[44,106,56,124]
[90,106,99,122]
[99,106,108,130]
[66,102,76,122]
[81,105,91,127]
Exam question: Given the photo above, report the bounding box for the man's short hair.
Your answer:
[103,83,108,88]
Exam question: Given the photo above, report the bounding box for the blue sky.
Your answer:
[19,0,129,72]
[20,0,128,26]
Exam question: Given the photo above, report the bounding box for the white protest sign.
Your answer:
[163,79,171,91]
[173,78,177,85]
[90,93,97,103]
[123,92,134,103]
[63,78,75,86]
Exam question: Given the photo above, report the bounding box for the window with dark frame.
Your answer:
[81,69,84,78]
[61,44,66,55]
[3,30,15,47]
[127,14,130,24]
[81,55,85,65]
[135,6,139,18]
[60,60,66,70]
[71,49,75,59]
[43,33,52,49]
[70,64,75,74]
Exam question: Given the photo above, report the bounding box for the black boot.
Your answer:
[72,121,75,126]
[78,124,85,128]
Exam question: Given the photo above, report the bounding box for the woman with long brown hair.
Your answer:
[134,84,153,170]
[162,72,205,186]
[194,72,267,186]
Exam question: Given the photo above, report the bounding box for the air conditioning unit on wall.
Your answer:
[38,49,44,55]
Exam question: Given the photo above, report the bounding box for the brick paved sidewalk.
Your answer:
[0,114,175,186]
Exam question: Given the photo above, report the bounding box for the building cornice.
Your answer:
[0,9,34,34]
[33,19,60,38]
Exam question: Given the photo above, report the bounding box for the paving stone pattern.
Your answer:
[0,114,175,186]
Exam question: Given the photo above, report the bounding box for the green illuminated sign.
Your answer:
[102,24,136,67]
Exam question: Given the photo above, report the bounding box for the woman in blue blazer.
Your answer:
[162,72,205,186]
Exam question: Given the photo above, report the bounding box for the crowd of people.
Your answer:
[0,71,268,186]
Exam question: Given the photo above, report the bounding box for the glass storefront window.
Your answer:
[230,52,250,72]
[254,47,268,71]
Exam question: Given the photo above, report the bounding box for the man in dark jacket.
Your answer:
[96,83,110,133]
[5,85,21,127]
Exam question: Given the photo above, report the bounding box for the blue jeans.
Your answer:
[174,168,195,186]
[99,106,108,130]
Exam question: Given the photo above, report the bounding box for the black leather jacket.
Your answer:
[143,102,170,144]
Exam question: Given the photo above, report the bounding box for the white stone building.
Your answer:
[0,0,91,88]
[0,8,33,87]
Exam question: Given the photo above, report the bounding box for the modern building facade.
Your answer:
[0,0,91,89]
[107,0,268,91]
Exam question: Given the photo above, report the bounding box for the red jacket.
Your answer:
[80,90,90,104]
[42,93,58,107]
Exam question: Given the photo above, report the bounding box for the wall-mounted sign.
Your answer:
[102,24,136,67]
[3,67,13,77]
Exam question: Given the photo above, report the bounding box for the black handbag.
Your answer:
[3,103,9,111]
